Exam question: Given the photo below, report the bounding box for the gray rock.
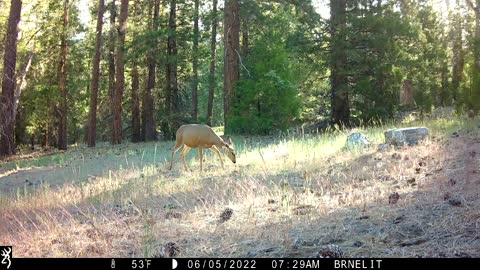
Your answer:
[378,143,392,152]
[346,132,370,150]
[384,127,429,146]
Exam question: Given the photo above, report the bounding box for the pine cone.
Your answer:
[316,245,345,258]
[219,208,234,223]
[388,192,400,204]
[160,242,179,258]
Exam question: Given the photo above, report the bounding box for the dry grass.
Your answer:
[0,117,479,258]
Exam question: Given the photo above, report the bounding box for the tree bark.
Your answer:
[58,0,69,150]
[131,65,141,142]
[143,0,159,141]
[108,0,116,142]
[87,0,104,147]
[0,0,22,158]
[112,0,128,144]
[440,22,449,106]
[13,51,33,126]
[165,0,179,139]
[192,0,199,122]
[223,0,240,133]
[330,0,350,125]
[43,121,50,149]
[476,1,480,71]
[207,0,218,127]
[241,17,249,57]
[451,0,464,104]
[474,0,480,112]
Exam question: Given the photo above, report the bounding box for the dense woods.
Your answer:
[0,0,479,157]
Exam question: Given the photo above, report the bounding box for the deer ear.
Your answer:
[225,136,233,146]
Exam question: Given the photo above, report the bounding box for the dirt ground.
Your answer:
[0,132,479,258]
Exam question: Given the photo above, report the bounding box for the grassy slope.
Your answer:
[0,116,478,257]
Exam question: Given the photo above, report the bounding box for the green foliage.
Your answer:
[284,3,329,123]
[226,2,322,134]
[471,69,480,112]
[11,0,87,146]
[346,3,413,120]
[326,0,455,121]
[24,85,59,136]
[403,1,448,113]
[4,0,479,149]
[229,35,301,135]
[461,8,480,113]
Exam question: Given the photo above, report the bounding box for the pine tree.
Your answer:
[58,0,69,150]
[192,0,199,122]
[143,0,159,141]
[87,0,105,147]
[0,0,22,157]
[112,0,128,144]
[330,0,349,125]
[224,0,240,133]
[207,0,218,127]
[165,0,179,139]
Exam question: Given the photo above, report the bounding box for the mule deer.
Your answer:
[168,124,236,171]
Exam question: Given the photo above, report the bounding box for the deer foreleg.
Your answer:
[169,142,183,170]
[210,145,225,169]
[198,147,204,171]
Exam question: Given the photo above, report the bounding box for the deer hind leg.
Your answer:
[180,146,191,171]
[169,142,183,170]
[210,145,225,169]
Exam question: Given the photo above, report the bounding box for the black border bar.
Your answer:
[4,258,480,270]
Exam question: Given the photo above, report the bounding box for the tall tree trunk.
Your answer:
[112,0,128,144]
[451,0,464,105]
[143,0,159,141]
[223,0,240,133]
[131,65,141,142]
[207,0,218,127]
[43,121,50,149]
[165,0,179,139]
[440,68,448,106]
[330,0,349,125]
[400,79,413,106]
[58,0,69,150]
[0,0,22,158]
[475,1,480,71]
[108,0,116,142]
[241,18,248,57]
[192,0,199,122]
[13,51,33,126]
[440,24,449,106]
[476,2,480,112]
[87,0,104,147]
